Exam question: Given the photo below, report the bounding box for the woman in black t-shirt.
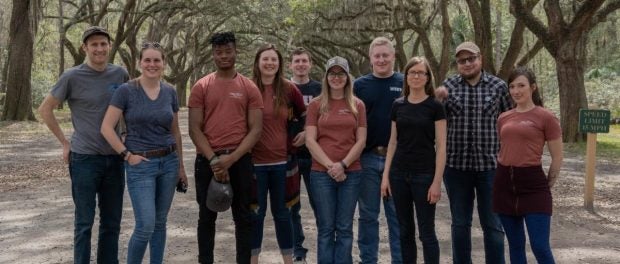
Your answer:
[380,56,447,264]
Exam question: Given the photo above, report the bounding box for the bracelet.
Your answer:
[120,149,129,159]
[209,155,220,166]
[339,160,348,169]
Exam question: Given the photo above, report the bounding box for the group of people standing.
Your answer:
[38,26,563,264]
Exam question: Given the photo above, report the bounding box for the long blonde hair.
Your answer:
[315,70,358,117]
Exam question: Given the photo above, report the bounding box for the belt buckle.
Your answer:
[375,146,387,156]
[215,148,234,156]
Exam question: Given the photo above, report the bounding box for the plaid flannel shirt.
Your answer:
[443,71,512,171]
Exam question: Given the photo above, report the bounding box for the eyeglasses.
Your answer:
[407,71,428,78]
[141,42,161,49]
[456,55,479,65]
[327,71,347,78]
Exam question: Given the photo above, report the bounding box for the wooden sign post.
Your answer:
[578,109,611,212]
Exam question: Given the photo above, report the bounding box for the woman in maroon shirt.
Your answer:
[493,67,563,264]
[250,43,305,264]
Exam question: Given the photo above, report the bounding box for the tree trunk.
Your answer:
[57,0,65,78]
[0,50,8,95]
[0,10,5,93]
[175,75,189,107]
[556,37,588,142]
[2,0,36,121]
[57,0,65,110]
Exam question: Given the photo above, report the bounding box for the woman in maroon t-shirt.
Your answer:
[250,44,305,264]
[493,67,563,263]
[305,56,367,263]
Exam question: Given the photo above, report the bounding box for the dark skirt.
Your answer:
[493,164,553,216]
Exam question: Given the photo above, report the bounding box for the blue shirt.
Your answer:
[354,72,404,151]
[110,80,179,151]
[293,79,322,158]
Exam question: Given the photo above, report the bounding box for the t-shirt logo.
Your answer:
[519,120,535,127]
[229,92,244,99]
[390,86,402,92]
[337,108,351,115]
[303,95,314,106]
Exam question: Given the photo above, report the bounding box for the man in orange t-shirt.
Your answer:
[188,32,263,264]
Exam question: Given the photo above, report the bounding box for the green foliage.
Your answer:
[564,125,620,162]
[585,77,620,117]
[30,70,54,108]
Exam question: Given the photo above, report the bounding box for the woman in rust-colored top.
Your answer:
[305,56,366,264]
[250,44,306,264]
[493,67,563,264]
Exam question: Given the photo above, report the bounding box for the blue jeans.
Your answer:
[291,157,314,258]
[389,169,439,264]
[69,152,124,264]
[195,153,252,264]
[125,152,179,264]
[252,164,293,255]
[499,214,555,264]
[358,152,402,263]
[444,166,505,264]
[310,170,361,264]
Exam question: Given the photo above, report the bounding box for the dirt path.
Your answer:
[1,109,619,263]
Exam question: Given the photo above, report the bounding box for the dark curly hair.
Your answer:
[209,32,236,46]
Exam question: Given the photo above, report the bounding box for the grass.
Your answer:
[564,124,620,162]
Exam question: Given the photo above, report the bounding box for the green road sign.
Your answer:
[579,109,611,133]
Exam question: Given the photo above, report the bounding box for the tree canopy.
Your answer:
[0,0,619,142]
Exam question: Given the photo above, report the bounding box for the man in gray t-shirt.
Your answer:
[38,26,129,264]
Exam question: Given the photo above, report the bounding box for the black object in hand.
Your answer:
[176,181,188,193]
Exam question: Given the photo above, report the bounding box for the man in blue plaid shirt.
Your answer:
[441,42,512,264]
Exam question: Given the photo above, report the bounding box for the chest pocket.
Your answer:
[447,95,463,116]
[482,92,500,117]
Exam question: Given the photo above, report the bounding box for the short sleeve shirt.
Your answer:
[253,81,306,164]
[306,97,367,172]
[497,107,562,167]
[50,63,129,155]
[188,73,263,151]
[354,73,404,151]
[391,96,446,173]
[292,79,322,158]
[109,81,179,151]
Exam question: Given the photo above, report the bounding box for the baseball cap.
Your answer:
[82,26,110,43]
[455,42,480,56]
[326,56,350,73]
[206,178,233,212]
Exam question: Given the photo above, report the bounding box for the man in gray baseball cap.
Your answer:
[81,25,110,44]
[38,25,128,264]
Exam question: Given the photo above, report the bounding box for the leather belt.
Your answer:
[214,148,236,155]
[371,146,387,156]
[134,145,176,158]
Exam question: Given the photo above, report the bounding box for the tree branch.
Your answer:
[510,0,551,48]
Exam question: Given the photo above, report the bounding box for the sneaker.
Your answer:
[293,256,307,264]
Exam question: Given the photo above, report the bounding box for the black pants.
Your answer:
[195,153,252,264]
[389,168,440,264]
